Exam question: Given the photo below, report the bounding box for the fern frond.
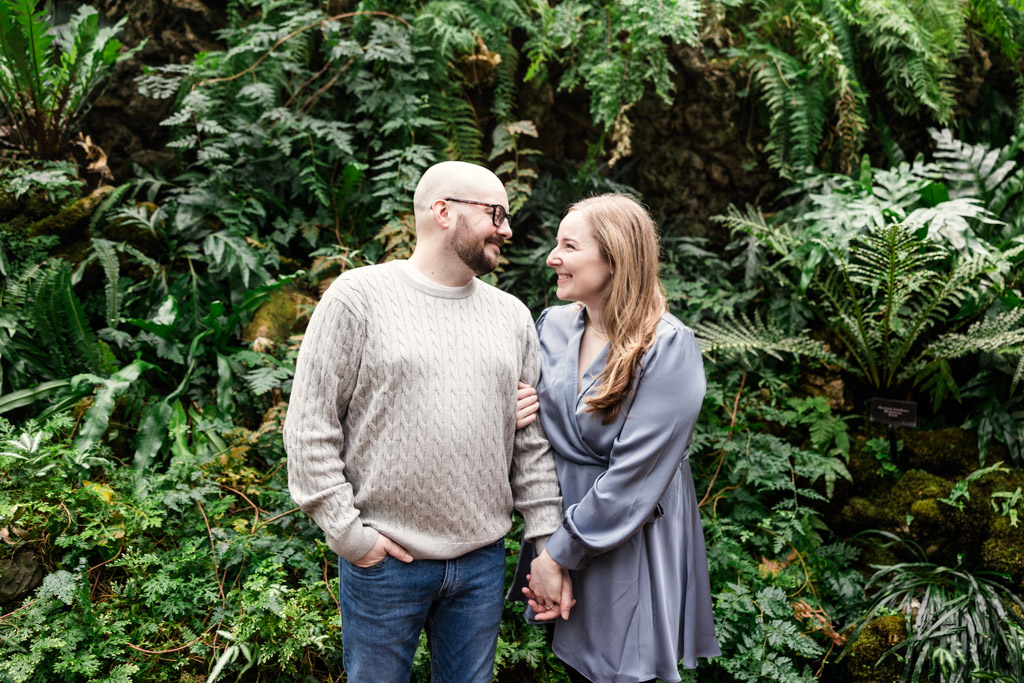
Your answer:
[436,86,483,162]
[930,127,1020,201]
[694,311,847,368]
[908,308,1024,386]
[90,238,121,327]
[29,261,103,376]
[749,45,829,177]
[88,183,134,232]
[244,365,293,395]
[859,0,965,123]
[969,0,1024,60]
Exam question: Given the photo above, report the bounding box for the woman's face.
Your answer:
[546,210,613,308]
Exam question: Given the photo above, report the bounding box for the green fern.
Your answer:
[88,238,121,328]
[88,183,134,232]
[710,181,1024,406]
[695,311,847,368]
[436,85,483,162]
[244,365,293,396]
[26,259,104,377]
[969,0,1024,61]
[914,302,1024,394]
[931,126,1024,224]
[0,3,142,158]
[858,0,965,122]
[523,0,703,130]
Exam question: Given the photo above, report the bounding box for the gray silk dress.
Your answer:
[511,305,721,683]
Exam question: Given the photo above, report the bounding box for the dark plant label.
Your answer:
[870,398,917,427]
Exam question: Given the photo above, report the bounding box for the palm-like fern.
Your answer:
[697,222,1024,403]
[0,2,142,159]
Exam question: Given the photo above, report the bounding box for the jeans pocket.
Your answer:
[352,554,390,572]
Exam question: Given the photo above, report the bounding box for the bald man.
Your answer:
[285,162,566,682]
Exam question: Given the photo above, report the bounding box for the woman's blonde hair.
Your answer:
[569,194,667,423]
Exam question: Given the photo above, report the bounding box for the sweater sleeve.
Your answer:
[510,306,563,546]
[284,285,379,562]
[544,325,706,570]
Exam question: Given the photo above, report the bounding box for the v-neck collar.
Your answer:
[565,306,609,409]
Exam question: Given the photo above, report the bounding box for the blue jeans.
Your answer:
[338,539,506,683]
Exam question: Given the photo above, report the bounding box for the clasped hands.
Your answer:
[354,529,575,620]
[523,548,575,621]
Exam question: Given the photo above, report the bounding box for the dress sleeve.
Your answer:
[544,324,706,570]
[510,305,563,547]
[284,283,380,562]
[535,307,551,336]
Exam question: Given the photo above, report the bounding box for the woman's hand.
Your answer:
[516,381,539,429]
[524,549,573,620]
[523,569,575,621]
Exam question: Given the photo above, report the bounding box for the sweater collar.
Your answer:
[393,260,478,299]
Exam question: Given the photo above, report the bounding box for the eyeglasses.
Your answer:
[444,197,511,229]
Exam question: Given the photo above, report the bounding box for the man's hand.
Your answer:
[516,381,539,430]
[524,549,573,620]
[353,533,413,568]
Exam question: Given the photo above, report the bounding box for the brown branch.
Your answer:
[197,11,410,88]
[125,623,219,655]
[251,507,301,533]
[710,482,743,517]
[283,60,333,109]
[88,545,124,573]
[217,483,266,533]
[756,525,817,599]
[300,60,353,114]
[324,556,342,619]
[0,600,38,621]
[699,372,746,508]
[195,499,226,606]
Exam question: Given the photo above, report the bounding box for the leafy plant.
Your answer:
[726,1,1022,177]
[864,436,901,478]
[693,375,860,682]
[840,541,1024,683]
[939,462,1010,511]
[699,215,1024,410]
[990,487,1023,527]
[0,2,142,159]
[522,0,703,149]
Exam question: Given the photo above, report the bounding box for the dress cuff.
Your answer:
[544,516,591,571]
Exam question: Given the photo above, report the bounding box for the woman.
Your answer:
[512,194,720,682]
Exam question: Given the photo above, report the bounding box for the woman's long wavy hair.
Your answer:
[570,194,667,423]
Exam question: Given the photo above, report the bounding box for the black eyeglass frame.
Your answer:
[444,197,511,229]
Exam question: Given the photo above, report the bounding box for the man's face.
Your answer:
[447,204,510,276]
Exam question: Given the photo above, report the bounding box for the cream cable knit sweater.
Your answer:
[284,260,562,562]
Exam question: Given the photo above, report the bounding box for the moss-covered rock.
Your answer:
[840,496,890,530]
[242,287,316,344]
[843,614,907,683]
[898,427,978,477]
[984,515,1024,589]
[25,186,114,242]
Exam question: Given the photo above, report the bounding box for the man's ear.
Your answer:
[432,199,452,230]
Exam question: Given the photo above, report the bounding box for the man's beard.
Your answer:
[450,213,502,275]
